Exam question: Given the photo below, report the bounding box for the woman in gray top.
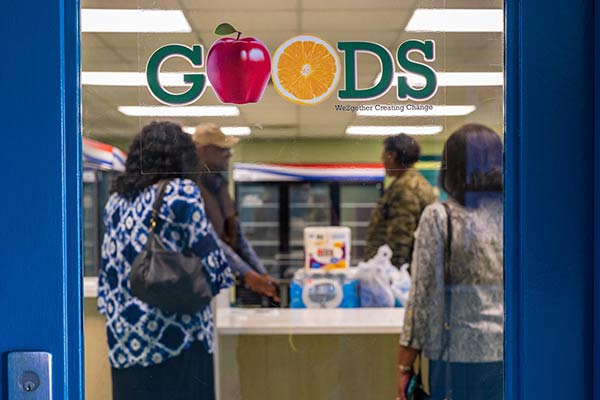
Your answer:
[397,124,504,400]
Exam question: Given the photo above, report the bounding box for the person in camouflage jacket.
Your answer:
[365,134,437,269]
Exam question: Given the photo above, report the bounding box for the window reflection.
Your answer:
[81,0,504,399]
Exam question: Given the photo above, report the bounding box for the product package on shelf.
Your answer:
[304,226,351,270]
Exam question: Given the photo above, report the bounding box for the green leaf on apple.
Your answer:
[215,23,238,36]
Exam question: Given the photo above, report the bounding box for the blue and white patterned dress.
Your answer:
[98,178,234,369]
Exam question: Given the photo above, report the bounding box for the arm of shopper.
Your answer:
[396,345,420,400]
[235,221,268,275]
[397,205,444,400]
[175,180,235,295]
[217,236,252,278]
[399,204,445,350]
[218,235,279,300]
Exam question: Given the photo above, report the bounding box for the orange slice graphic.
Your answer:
[272,35,340,105]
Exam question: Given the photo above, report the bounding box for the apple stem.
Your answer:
[236,31,242,40]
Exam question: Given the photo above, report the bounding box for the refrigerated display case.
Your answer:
[234,163,385,280]
[82,138,126,277]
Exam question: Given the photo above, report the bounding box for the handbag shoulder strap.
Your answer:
[441,202,453,399]
[442,202,453,282]
[149,180,170,234]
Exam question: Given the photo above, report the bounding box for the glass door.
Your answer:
[3,1,598,400]
[79,1,507,399]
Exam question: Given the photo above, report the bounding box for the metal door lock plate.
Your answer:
[8,352,52,399]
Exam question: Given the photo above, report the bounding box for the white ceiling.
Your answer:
[81,0,504,147]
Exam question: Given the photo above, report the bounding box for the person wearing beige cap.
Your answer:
[192,123,279,302]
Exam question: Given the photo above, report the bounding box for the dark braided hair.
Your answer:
[112,121,199,198]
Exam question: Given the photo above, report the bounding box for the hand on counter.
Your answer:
[243,270,280,302]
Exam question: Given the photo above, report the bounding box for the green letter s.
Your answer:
[337,41,394,101]
[397,40,437,101]
[146,44,206,105]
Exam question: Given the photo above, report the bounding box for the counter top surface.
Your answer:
[215,307,405,335]
[85,279,405,335]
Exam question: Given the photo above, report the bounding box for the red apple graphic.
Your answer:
[206,23,272,104]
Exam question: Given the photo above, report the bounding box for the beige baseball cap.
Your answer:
[192,123,240,148]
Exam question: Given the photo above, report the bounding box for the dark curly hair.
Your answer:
[439,123,503,206]
[383,134,421,166]
[112,121,199,198]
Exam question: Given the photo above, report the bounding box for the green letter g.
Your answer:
[146,44,206,105]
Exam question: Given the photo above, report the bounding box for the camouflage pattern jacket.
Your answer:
[365,169,436,268]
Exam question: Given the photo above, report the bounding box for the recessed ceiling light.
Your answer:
[81,9,192,33]
[374,72,503,87]
[183,126,251,136]
[118,106,240,117]
[405,9,503,32]
[81,72,212,87]
[346,126,443,135]
[356,105,476,117]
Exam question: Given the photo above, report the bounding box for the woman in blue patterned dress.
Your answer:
[98,121,234,400]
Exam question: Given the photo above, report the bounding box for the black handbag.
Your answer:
[130,180,213,314]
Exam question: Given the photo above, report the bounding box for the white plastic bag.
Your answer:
[390,263,411,307]
[356,245,397,307]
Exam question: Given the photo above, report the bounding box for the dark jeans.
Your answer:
[111,341,215,400]
[429,360,503,400]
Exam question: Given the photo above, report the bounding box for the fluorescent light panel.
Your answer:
[357,105,476,117]
[118,106,240,117]
[346,126,443,136]
[82,72,212,87]
[405,9,503,32]
[81,9,191,33]
[183,126,251,136]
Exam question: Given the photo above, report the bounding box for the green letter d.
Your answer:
[337,41,394,101]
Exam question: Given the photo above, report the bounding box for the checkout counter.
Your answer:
[214,295,403,400]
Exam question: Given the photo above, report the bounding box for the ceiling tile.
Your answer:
[302,11,412,32]
[302,0,416,10]
[181,0,296,11]
[186,11,297,33]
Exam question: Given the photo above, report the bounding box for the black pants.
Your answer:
[429,360,503,400]
[111,341,215,400]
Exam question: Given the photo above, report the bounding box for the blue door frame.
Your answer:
[595,0,600,397]
[0,0,597,399]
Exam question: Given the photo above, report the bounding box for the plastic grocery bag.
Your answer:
[356,245,394,307]
[391,263,411,307]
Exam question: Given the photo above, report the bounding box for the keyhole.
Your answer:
[18,371,40,392]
